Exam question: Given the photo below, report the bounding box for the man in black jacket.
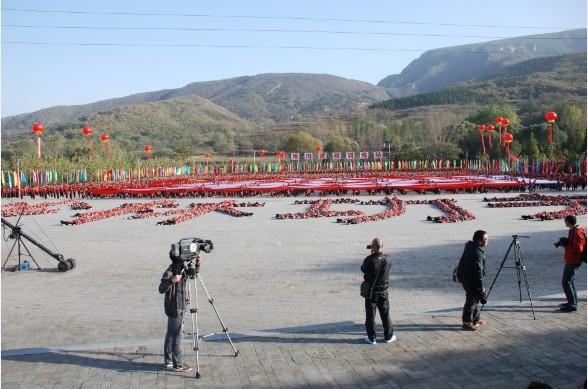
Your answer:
[361,237,395,344]
[457,230,489,331]
[159,252,201,371]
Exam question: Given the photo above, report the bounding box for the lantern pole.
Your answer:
[17,158,21,198]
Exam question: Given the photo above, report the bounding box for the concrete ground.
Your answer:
[1,190,586,388]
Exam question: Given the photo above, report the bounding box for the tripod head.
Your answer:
[512,235,529,239]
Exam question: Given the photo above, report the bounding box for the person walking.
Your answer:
[558,215,586,312]
[457,230,489,331]
[361,237,395,344]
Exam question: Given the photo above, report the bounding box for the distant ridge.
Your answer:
[377,28,587,97]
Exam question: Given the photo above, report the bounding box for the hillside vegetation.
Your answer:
[371,53,587,115]
[1,73,390,134]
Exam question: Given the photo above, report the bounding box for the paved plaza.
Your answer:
[1,191,586,388]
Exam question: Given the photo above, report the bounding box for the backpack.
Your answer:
[453,243,466,283]
[581,230,587,263]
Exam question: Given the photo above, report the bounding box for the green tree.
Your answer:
[395,143,422,161]
[324,137,359,154]
[421,142,462,160]
[523,132,541,159]
[465,104,519,129]
[175,140,194,160]
[557,104,586,158]
[284,132,322,152]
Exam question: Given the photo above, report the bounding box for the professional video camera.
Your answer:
[170,237,213,278]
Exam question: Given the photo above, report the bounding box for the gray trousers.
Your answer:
[164,309,185,366]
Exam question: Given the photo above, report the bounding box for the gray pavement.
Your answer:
[1,191,587,388]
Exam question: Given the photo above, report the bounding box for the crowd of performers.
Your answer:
[275,197,476,224]
[483,193,587,221]
[2,193,584,226]
[1,169,586,200]
[2,169,585,226]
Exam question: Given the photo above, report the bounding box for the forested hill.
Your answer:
[370,53,587,114]
[1,74,390,134]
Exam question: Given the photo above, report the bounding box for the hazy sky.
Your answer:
[1,0,586,117]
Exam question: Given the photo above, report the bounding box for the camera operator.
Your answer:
[556,215,586,312]
[456,230,489,331]
[361,237,395,344]
[158,251,201,371]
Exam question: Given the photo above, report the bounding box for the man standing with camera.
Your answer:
[361,237,395,344]
[457,230,489,331]
[557,215,586,312]
[158,251,201,371]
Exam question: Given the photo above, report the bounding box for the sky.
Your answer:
[1,0,586,117]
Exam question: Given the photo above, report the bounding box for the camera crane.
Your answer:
[2,217,76,272]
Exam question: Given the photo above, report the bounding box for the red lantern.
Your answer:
[82,126,94,157]
[486,125,494,132]
[316,146,322,152]
[144,145,152,160]
[501,118,510,126]
[545,111,557,123]
[32,123,45,135]
[101,133,110,156]
[477,125,486,155]
[259,149,265,156]
[545,111,557,143]
[228,159,234,164]
[32,123,44,159]
[504,133,513,143]
[494,117,503,125]
[205,153,211,159]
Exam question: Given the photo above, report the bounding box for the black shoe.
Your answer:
[560,305,577,312]
[560,303,571,307]
[173,364,192,372]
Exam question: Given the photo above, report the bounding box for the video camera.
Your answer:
[170,237,213,278]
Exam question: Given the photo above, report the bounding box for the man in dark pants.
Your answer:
[361,237,395,344]
[159,251,201,371]
[558,215,585,312]
[457,230,489,331]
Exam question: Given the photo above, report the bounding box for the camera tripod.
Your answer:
[184,269,239,379]
[485,235,536,320]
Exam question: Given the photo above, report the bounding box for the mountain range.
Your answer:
[1,28,585,156]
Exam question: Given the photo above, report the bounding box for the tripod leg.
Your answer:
[197,274,239,357]
[486,241,515,299]
[2,239,20,270]
[186,276,201,378]
[18,239,42,270]
[514,243,524,303]
[516,245,536,320]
